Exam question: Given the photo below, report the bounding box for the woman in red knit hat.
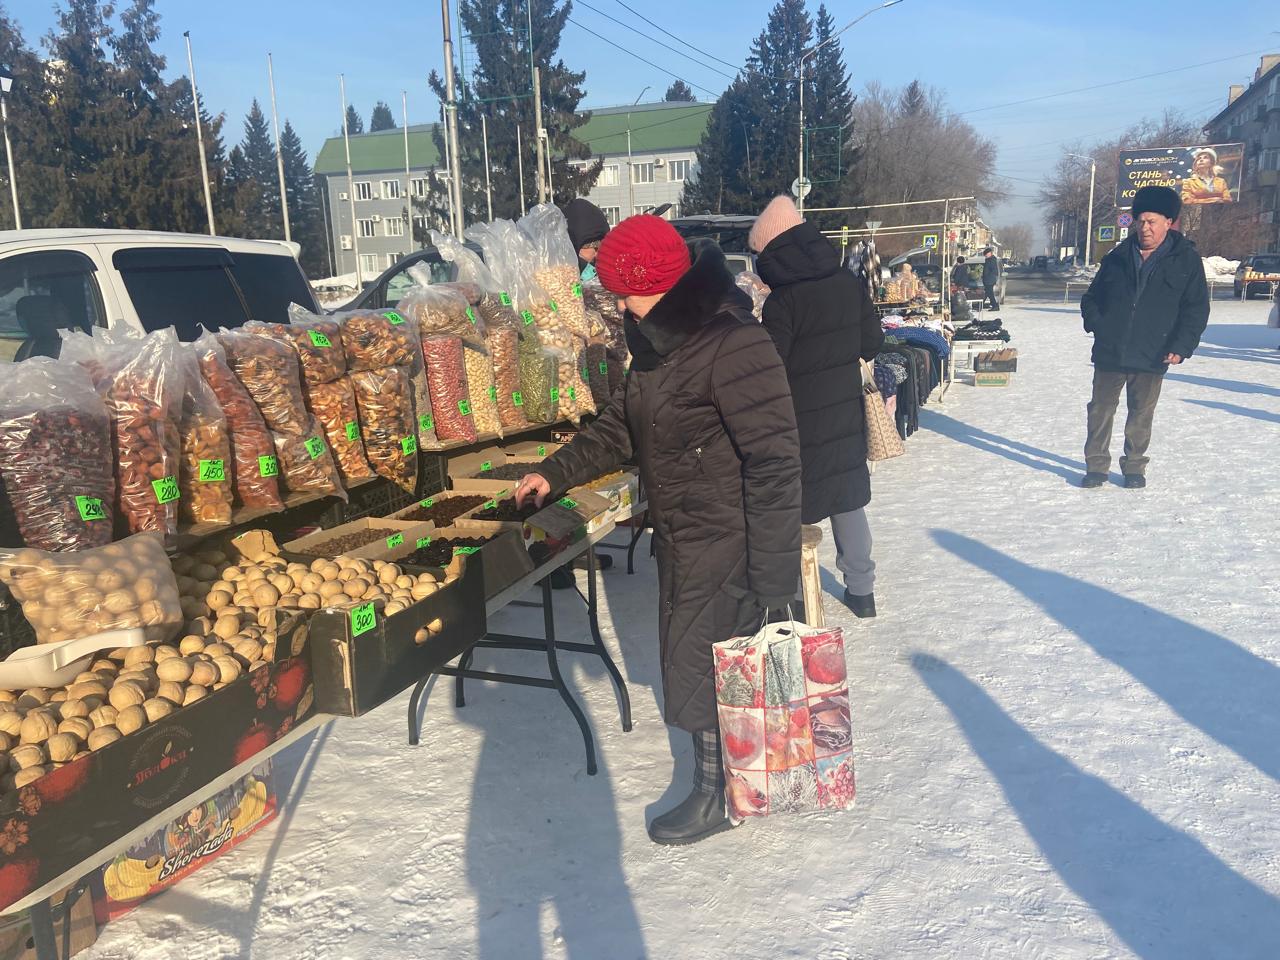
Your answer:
[516,214,803,844]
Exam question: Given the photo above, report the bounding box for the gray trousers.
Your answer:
[1084,369,1164,476]
[831,507,876,595]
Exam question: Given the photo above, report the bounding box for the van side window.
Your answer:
[113,248,250,340]
[0,251,104,363]
[230,252,317,322]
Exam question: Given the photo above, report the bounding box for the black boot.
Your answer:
[842,590,877,619]
[648,730,733,845]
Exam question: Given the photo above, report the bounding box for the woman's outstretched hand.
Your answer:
[514,473,551,509]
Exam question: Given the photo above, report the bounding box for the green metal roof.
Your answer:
[314,101,712,176]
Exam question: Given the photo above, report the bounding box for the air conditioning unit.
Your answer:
[371,214,383,222]
[653,157,666,167]
[339,192,349,201]
[339,235,353,250]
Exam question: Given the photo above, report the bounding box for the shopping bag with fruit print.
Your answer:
[713,617,855,821]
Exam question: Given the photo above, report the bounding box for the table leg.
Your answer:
[585,547,632,732]
[407,677,428,746]
[626,512,648,575]
[541,577,597,776]
[455,648,474,708]
[28,897,56,960]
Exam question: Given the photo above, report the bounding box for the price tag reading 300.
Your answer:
[350,602,377,637]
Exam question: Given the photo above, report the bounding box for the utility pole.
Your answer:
[532,66,547,204]
[516,122,527,216]
[1067,153,1098,266]
[339,74,361,285]
[0,72,21,229]
[440,0,465,235]
[481,113,494,222]
[402,91,415,247]
[184,32,216,236]
[267,54,291,242]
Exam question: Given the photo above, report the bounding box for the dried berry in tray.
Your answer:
[471,497,540,522]
[295,525,410,556]
[402,536,492,568]
[398,494,489,525]
[468,461,542,482]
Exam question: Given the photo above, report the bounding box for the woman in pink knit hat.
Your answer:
[515,214,802,845]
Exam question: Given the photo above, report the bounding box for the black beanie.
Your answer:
[1132,185,1181,222]
[563,198,610,252]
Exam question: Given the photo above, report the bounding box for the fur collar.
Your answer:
[635,241,740,357]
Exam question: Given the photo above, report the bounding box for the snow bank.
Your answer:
[1203,256,1239,280]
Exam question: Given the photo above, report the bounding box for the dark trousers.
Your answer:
[983,282,999,310]
[1084,369,1164,476]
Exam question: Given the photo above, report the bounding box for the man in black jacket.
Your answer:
[1079,185,1210,489]
[982,248,1000,310]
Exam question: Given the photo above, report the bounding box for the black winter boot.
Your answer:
[648,730,733,845]
[842,590,877,619]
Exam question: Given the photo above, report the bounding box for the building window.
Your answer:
[413,214,428,233]
[381,179,401,200]
[601,206,621,226]
[359,254,379,275]
[600,164,620,187]
[388,252,405,268]
[385,217,405,237]
[357,218,376,238]
[631,162,655,184]
[410,177,429,197]
[668,159,690,182]
[634,204,656,216]
[354,181,373,201]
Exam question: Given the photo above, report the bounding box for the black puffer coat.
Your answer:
[756,221,885,524]
[1081,231,1210,373]
[537,245,802,732]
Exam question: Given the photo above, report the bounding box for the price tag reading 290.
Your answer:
[75,496,106,522]
[350,602,377,637]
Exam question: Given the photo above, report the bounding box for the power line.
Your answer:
[610,0,753,77]
[565,18,724,99]
[575,0,739,83]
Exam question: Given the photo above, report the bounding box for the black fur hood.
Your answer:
[632,241,751,359]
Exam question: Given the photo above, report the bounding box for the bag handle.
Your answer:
[731,605,800,649]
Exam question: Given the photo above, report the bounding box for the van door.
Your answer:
[0,249,111,362]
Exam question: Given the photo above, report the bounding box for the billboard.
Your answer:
[1115,143,1245,209]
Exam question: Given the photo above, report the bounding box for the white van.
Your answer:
[0,229,319,362]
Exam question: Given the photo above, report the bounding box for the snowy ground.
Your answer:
[82,297,1280,960]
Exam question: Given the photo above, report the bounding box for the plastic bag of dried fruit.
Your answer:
[0,357,115,552]
[398,279,478,338]
[350,365,419,492]
[176,344,234,526]
[217,328,310,435]
[518,204,591,338]
[301,375,376,487]
[272,422,348,501]
[250,308,348,383]
[517,333,561,425]
[192,330,284,511]
[420,335,477,444]
[335,306,421,372]
[482,324,528,432]
[582,338,611,408]
[60,327,184,540]
[465,220,560,336]
[432,229,523,331]
[0,531,183,645]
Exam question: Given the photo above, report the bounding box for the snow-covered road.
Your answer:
[83,297,1280,960]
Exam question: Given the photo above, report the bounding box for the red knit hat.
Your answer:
[595,214,691,297]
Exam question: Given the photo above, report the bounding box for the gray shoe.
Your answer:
[1080,472,1107,489]
[1123,474,1147,489]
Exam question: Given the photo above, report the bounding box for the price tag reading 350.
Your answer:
[258,455,279,478]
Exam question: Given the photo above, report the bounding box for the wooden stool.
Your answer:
[800,525,825,627]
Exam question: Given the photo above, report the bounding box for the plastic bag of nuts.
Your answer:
[398,283,477,338]
[273,423,348,500]
[61,327,185,540]
[0,358,116,552]
[176,347,234,525]
[337,308,420,372]
[217,329,310,435]
[421,336,477,443]
[484,325,528,432]
[350,366,419,492]
[0,532,183,645]
[253,307,349,383]
[301,376,376,487]
[462,340,503,439]
[193,331,284,511]
[517,333,560,424]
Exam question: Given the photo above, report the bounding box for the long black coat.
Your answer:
[537,245,802,732]
[755,221,884,524]
[1081,231,1210,374]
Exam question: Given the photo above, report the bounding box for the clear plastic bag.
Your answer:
[218,328,310,435]
[582,339,611,408]
[432,229,524,332]
[338,308,420,372]
[485,325,529,432]
[0,357,115,552]
[255,306,349,383]
[735,271,771,319]
[421,336,477,443]
[177,346,234,526]
[193,330,284,511]
[465,220,559,332]
[519,203,591,338]
[61,327,184,540]
[462,339,503,439]
[399,283,477,338]
[0,532,183,645]
[517,334,561,425]
[572,336,598,416]
[301,375,376,487]
[350,366,419,492]
[273,422,347,500]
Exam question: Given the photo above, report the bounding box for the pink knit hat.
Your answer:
[749,196,804,253]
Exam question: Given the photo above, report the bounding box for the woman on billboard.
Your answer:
[1181,148,1233,204]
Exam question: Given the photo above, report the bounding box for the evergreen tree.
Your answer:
[0,2,57,229]
[900,80,926,117]
[344,104,364,135]
[224,100,281,238]
[664,80,696,102]
[279,120,329,277]
[369,100,396,131]
[805,4,856,211]
[747,0,811,202]
[682,76,755,214]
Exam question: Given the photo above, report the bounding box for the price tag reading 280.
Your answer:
[151,476,179,504]
[350,602,377,637]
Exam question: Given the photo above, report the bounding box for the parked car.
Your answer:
[1030,255,1049,271]
[0,229,319,362]
[670,215,757,275]
[952,258,1008,304]
[345,244,476,312]
[1233,254,1280,299]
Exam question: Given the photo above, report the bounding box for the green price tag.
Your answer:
[568,387,577,401]
[453,546,481,556]
[401,435,418,456]
[550,387,560,402]
[511,391,524,407]
[520,310,535,326]
[75,496,106,522]
[599,361,608,375]
[415,536,432,549]
[482,499,497,511]
[151,476,179,504]
[386,532,404,549]
[572,282,583,298]
[420,496,435,508]
[419,413,434,433]
[383,310,406,325]
[345,421,359,441]
[581,367,590,382]
[558,497,578,509]
[198,459,225,482]
[537,445,547,457]
[488,385,497,401]
[458,399,472,416]
[308,330,332,348]
[499,292,512,307]
[548,300,559,313]
[466,306,477,325]
[304,436,325,460]
[258,455,279,478]
[480,460,492,473]
[350,602,377,637]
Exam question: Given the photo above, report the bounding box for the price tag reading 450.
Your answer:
[350,602,377,637]
[75,496,106,522]
[151,476,179,504]
[198,459,225,482]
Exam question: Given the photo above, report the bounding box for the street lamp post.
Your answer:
[1067,152,1097,266]
[0,72,20,229]
[797,0,903,213]
[184,32,217,236]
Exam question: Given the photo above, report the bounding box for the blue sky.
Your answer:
[5,0,1279,244]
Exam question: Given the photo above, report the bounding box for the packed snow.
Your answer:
[1203,256,1240,281]
[81,296,1280,960]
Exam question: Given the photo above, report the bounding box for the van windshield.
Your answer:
[114,248,249,340]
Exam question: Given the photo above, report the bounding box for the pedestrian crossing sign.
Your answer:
[923,234,939,249]
[1098,226,1116,242]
